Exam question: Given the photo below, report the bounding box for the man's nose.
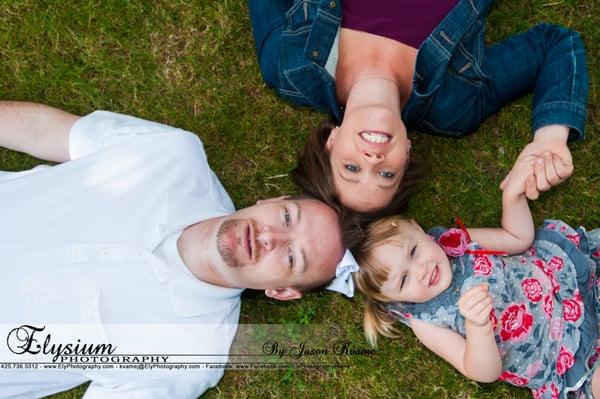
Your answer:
[257,227,286,251]
[362,150,384,163]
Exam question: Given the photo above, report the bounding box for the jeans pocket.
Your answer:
[448,43,490,88]
[285,0,319,34]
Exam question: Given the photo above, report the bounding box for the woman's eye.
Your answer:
[288,247,295,269]
[345,164,360,173]
[400,275,406,290]
[378,170,394,178]
[284,208,291,227]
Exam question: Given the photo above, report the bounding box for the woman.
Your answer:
[248,0,588,218]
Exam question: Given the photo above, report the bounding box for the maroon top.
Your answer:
[342,0,459,49]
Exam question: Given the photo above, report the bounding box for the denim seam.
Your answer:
[533,101,587,115]
[446,69,483,89]
[420,119,464,137]
[569,34,576,101]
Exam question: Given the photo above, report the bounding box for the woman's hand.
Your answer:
[501,125,573,199]
[458,284,494,327]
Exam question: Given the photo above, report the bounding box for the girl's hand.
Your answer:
[458,284,494,327]
[502,154,536,201]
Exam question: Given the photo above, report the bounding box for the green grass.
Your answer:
[0,0,598,398]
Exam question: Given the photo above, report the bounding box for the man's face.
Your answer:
[215,198,344,299]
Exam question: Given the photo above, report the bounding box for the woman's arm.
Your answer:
[467,155,535,254]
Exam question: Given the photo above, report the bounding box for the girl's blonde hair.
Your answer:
[354,215,421,347]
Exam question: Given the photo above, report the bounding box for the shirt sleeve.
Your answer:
[69,111,189,160]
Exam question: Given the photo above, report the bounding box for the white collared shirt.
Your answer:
[0,111,243,398]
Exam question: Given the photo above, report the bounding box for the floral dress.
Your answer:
[386,220,600,398]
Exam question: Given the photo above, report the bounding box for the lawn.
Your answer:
[1,0,598,398]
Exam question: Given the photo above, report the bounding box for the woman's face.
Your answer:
[326,105,411,212]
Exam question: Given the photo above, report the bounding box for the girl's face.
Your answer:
[325,105,411,212]
[374,224,452,303]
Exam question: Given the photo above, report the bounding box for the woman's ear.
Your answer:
[325,126,340,151]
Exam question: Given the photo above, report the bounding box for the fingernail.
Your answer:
[537,158,543,164]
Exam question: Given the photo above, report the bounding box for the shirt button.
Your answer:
[329,1,336,8]
[311,50,319,58]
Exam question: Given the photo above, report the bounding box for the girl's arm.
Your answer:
[411,286,502,383]
[467,156,536,255]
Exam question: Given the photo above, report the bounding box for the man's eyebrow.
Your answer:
[337,170,359,184]
[300,247,307,273]
[293,201,307,272]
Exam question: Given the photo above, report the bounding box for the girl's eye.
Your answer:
[399,275,406,290]
[345,164,360,173]
[410,245,417,258]
[284,208,291,227]
[287,247,295,269]
[378,170,394,178]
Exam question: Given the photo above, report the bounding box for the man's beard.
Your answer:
[216,219,243,268]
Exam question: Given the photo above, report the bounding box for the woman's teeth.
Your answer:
[360,131,390,144]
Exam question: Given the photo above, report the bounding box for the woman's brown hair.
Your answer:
[292,117,428,228]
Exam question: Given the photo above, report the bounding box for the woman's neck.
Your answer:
[336,27,417,108]
[344,76,402,117]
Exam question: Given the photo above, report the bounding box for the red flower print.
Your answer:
[499,303,533,342]
[532,258,544,270]
[546,223,557,230]
[593,248,600,258]
[549,383,559,399]
[546,256,564,273]
[525,246,537,257]
[521,278,543,302]
[437,228,468,257]
[566,233,580,248]
[556,346,575,376]
[563,291,583,322]
[543,295,554,319]
[489,308,498,329]
[532,385,546,399]
[473,255,493,276]
[499,370,529,386]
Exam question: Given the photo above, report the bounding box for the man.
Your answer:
[0,102,345,398]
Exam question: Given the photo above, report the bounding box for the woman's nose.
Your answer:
[362,150,384,162]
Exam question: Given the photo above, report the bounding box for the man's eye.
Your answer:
[410,245,417,258]
[345,164,360,173]
[378,170,394,178]
[284,208,291,228]
[287,247,295,269]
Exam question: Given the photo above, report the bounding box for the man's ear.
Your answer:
[256,195,290,205]
[325,126,339,152]
[264,287,303,301]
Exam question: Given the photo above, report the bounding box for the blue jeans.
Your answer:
[249,0,589,140]
[408,22,589,141]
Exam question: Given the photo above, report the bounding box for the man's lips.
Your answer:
[242,222,255,262]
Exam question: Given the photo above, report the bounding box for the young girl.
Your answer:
[354,155,600,398]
